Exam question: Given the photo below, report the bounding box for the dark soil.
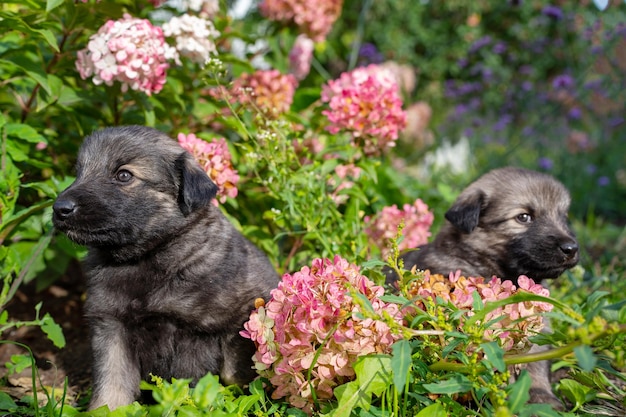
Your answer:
[0,260,92,407]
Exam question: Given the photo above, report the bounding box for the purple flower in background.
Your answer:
[584,79,602,91]
[597,176,610,187]
[492,42,507,54]
[552,74,574,90]
[568,107,582,120]
[469,36,492,53]
[481,67,494,81]
[538,157,554,171]
[591,45,603,55]
[455,104,469,117]
[586,164,597,175]
[609,116,624,127]
[519,65,533,75]
[358,42,384,65]
[542,5,563,20]
[458,82,480,95]
[494,114,513,131]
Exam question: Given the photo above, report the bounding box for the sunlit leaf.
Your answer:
[41,313,66,348]
[415,403,447,417]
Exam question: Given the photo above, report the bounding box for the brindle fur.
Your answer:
[388,167,579,408]
[53,126,279,410]
[396,167,578,284]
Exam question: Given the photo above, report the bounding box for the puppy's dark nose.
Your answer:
[559,241,578,258]
[53,199,77,220]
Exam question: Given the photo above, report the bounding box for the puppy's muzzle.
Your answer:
[559,240,578,260]
[53,198,78,221]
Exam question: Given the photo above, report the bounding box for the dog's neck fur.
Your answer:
[417,223,510,281]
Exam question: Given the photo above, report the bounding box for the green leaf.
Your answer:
[0,56,51,95]
[6,354,33,375]
[6,123,47,144]
[191,373,223,409]
[391,339,412,394]
[415,403,447,417]
[557,378,595,411]
[422,375,472,395]
[573,345,597,372]
[46,0,65,12]
[507,370,530,413]
[329,355,392,417]
[41,313,66,348]
[481,341,506,372]
[0,391,18,412]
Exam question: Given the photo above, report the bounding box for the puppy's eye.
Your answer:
[516,213,533,224]
[115,169,133,183]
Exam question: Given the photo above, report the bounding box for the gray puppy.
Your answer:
[396,167,579,283]
[387,167,579,407]
[52,126,279,410]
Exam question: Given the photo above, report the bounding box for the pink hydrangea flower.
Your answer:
[289,35,315,80]
[407,272,554,352]
[321,64,407,156]
[177,133,239,204]
[214,69,297,119]
[162,14,220,64]
[365,199,434,259]
[259,0,343,42]
[76,13,177,95]
[241,256,403,413]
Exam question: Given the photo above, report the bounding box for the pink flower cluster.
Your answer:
[365,199,434,259]
[215,69,297,119]
[321,64,407,156]
[76,14,176,95]
[408,271,553,352]
[289,35,315,80]
[259,0,344,42]
[241,256,402,412]
[177,133,239,204]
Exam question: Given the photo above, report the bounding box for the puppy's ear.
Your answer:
[175,153,218,215]
[445,190,485,233]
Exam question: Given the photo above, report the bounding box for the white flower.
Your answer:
[162,14,220,64]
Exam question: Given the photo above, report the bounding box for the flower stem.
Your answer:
[428,325,626,373]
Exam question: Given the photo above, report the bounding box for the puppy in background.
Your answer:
[388,167,579,407]
[52,126,279,410]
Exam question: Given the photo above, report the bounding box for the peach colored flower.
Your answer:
[365,199,434,258]
[241,256,403,413]
[259,0,343,42]
[214,69,297,119]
